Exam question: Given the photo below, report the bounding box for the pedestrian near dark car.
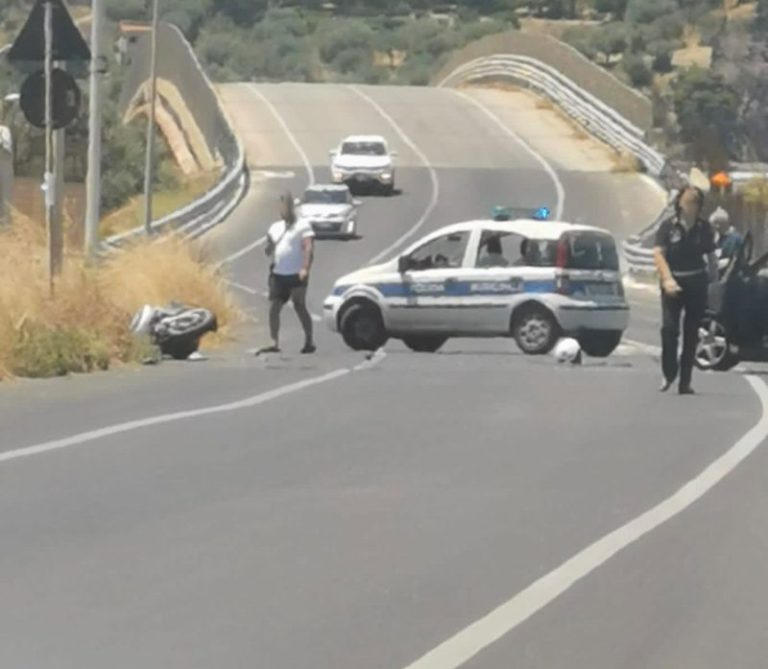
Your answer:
[653,186,719,395]
[257,192,316,355]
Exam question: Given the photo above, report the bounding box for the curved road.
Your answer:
[1,84,767,669]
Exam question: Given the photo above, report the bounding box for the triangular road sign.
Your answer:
[7,0,91,63]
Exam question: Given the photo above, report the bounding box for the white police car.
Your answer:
[323,216,629,355]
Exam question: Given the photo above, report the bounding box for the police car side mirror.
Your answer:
[329,149,337,157]
[353,198,362,206]
[398,255,411,273]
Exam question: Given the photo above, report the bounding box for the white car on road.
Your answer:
[323,217,629,356]
[299,184,361,239]
[330,135,397,195]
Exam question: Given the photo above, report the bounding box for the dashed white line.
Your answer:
[402,374,768,669]
[455,90,565,221]
[349,86,441,266]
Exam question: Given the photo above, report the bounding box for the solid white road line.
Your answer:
[349,86,441,266]
[217,86,317,268]
[225,278,259,295]
[455,90,566,221]
[0,370,349,464]
[1,346,389,464]
[402,375,768,669]
[249,85,315,187]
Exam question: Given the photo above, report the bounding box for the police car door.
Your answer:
[458,229,528,333]
[392,230,472,332]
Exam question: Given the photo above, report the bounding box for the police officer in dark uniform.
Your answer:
[653,186,718,395]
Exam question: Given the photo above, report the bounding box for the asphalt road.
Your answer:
[1,83,766,669]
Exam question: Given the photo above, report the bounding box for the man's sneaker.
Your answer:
[301,343,317,354]
[255,345,280,356]
[659,377,673,392]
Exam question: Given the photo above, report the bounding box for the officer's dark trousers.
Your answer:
[660,271,708,389]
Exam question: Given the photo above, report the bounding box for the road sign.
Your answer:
[7,0,91,63]
[20,68,81,129]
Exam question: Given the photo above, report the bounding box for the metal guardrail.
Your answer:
[438,55,666,177]
[437,53,681,275]
[102,24,247,249]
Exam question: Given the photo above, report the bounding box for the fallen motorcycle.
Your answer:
[130,303,218,360]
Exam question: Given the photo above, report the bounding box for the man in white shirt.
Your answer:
[258,192,316,354]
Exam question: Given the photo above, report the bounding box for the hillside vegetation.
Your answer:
[105,1,520,85]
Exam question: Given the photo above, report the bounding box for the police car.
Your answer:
[299,184,361,238]
[323,214,629,356]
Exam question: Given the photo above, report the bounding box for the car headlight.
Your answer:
[381,171,392,180]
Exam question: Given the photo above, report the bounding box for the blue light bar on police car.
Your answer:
[491,206,551,221]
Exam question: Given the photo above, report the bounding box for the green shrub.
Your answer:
[12,325,110,378]
[623,54,653,86]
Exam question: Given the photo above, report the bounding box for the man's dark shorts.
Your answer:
[269,273,307,304]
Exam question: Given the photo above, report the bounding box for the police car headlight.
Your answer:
[381,172,392,180]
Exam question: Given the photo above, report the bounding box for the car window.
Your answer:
[476,231,557,268]
[341,141,386,156]
[408,231,469,270]
[563,232,619,271]
[476,231,523,267]
[304,189,347,204]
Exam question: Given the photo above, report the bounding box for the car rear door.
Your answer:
[455,229,533,334]
[560,231,624,304]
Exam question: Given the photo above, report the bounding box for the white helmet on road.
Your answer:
[553,337,582,364]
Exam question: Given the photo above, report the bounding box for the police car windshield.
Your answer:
[341,142,386,156]
[563,232,619,271]
[304,189,347,204]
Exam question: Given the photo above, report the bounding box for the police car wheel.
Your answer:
[512,306,559,355]
[402,335,447,353]
[695,316,738,371]
[339,302,388,351]
[578,330,622,358]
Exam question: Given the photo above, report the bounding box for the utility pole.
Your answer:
[142,0,160,235]
[43,0,56,294]
[84,0,105,255]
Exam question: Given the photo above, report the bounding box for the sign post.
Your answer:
[7,0,91,294]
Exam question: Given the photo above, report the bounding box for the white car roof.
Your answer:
[341,135,387,144]
[305,183,349,192]
[428,219,612,241]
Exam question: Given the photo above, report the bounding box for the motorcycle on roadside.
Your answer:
[130,303,218,361]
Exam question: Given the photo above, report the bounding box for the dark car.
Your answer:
[696,233,768,371]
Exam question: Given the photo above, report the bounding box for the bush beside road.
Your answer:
[0,213,240,380]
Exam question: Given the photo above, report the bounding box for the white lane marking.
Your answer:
[226,278,259,295]
[0,369,349,464]
[226,279,321,322]
[217,86,316,268]
[349,86,441,266]
[1,349,390,464]
[455,90,565,221]
[217,235,267,267]
[249,85,315,187]
[402,374,768,669]
[353,347,387,371]
[623,338,662,357]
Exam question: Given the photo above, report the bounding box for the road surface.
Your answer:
[1,84,767,669]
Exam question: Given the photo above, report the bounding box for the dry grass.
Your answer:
[612,150,642,173]
[0,212,241,379]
